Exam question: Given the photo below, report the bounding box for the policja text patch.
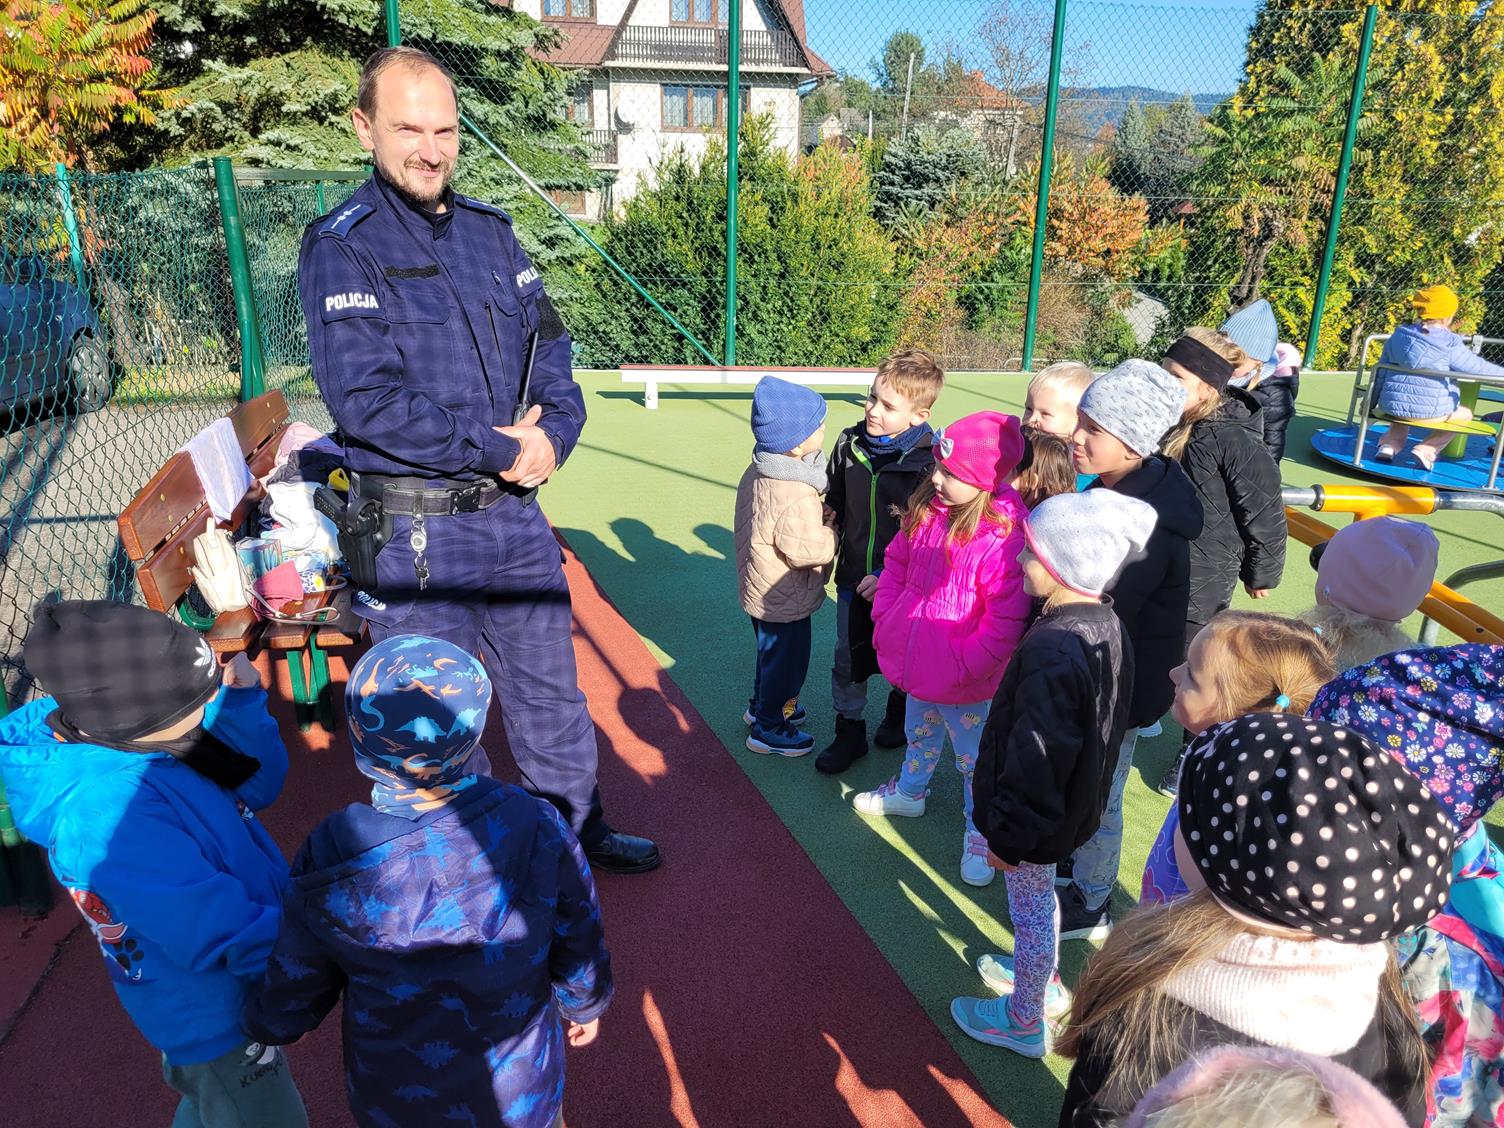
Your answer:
[326,292,380,313]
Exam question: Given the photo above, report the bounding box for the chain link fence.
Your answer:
[405,0,1503,373]
[0,165,363,697]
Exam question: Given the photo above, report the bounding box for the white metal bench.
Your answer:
[620,364,877,409]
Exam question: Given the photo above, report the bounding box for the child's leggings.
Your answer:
[1003,861,1060,1025]
[896,697,990,836]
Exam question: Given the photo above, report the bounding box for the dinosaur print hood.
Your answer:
[346,635,493,819]
[287,777,548,956]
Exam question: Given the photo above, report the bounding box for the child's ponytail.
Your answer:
[1199,611,1334,720]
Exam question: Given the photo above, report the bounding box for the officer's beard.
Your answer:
[380,153,456,212]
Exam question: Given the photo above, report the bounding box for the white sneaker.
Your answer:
[961,833,995,887]
[975,953,1073,1022]
[853,777,926,817]
[1139,719,1163,738]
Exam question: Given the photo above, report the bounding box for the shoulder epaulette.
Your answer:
[316,201,375,239]
[455,194,513,224]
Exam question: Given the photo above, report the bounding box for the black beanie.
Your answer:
[24,601,221,741]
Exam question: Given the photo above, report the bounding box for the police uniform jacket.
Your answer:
[299,171,585,481]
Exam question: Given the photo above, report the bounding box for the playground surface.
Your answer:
[1,369,1500,1127]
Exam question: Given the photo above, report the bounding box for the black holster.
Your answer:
[314,486,389,592]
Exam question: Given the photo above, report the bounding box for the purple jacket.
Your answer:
[1377,323,1504,420]
[871,491,1031,705]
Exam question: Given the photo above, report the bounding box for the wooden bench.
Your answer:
[620,364,877,409]
[117,391,363,730]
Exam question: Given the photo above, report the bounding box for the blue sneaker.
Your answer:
[975,953,1072,1022]
[950,995,1047,1058]
[745,722,814,757]
[744,702,808,727]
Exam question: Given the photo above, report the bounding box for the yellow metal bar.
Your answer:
[1309,485,1439,519]
[1284,506,1504,646]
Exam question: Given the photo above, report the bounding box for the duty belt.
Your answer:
[348,473,515,592]
[350,472,507,515]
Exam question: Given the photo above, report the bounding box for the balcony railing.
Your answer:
[608,25,805,69]
[586,129,618,164]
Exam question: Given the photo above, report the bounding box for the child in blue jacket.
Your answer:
[0,601,305,1127]
[243,634,613,1128]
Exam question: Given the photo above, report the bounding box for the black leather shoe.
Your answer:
[873,689,908,748]
[586,830,662,875]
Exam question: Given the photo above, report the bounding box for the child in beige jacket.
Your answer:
[735,377,837,757]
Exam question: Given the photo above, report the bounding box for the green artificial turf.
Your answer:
[543,370,1501,1127]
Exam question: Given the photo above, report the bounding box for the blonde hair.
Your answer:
[1161,327,1252,458]
[1028,361,1095,404]
[901,475,1009,550]
[1012,428,1076,509]
[876,348,945,410]
[1194,611,1335,721]
[1300,604,1416,674]
[1057,893,1428,1114]
[1138,1060,1355,1128]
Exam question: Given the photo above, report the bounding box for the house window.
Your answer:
[670,0,727,26]
[542,0,592,18]
[549,189,588,216]
[663,84,747,130]
[565,82,592,124]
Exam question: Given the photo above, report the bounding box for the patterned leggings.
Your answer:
[1003,860,1059,1024]
[896,697,990,836]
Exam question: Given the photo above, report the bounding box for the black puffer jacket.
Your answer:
[973,600,1133,866]
[1249,371,1298,462]
[1091,457,1203,729]
[826,422,934,589]
[1179,387,1287,625]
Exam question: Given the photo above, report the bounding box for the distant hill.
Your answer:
[1061,86,1233,136]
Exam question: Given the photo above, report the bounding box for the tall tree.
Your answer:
[114,0,594,262]
[1171,0,1504,365]
[0,0,168,170]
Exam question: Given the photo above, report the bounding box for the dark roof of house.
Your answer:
[535,0,832,76]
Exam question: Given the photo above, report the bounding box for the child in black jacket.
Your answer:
[1061,360,1204,942]
[817,349,943,773]
[953,490,1153,1060]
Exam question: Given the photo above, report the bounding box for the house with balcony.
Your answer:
[515,0,832,219]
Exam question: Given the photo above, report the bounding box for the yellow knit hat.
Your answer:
[1409,284,1459,321]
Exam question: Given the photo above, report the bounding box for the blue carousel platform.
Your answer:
[1313,422,1502,493]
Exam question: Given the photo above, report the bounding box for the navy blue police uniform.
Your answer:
[300,171,655,870]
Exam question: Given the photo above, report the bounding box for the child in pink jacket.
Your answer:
[855,411,1032,888]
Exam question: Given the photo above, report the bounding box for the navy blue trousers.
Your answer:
[353,494,607,847]
[748,615,812,730]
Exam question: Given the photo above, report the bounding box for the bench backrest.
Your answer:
[118,391,290,613]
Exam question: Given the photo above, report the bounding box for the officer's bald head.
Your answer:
[357,47,458,120]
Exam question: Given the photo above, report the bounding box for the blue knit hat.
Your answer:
[751,377,827,454]
[347,634,492,818]
[1220,300,1281,379]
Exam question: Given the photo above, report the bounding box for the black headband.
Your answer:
[1165,337,1236,392]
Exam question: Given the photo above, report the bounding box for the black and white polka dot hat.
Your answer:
[1177,713,1457,943]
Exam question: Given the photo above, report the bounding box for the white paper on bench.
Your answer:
[181,417,253,522]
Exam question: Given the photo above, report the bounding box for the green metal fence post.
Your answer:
[724,0,742,367]
[315,180,327,214]
[1305,3,1377,369]
[718,0,736,366]
[1020,0,1069,372]
[54,163,87,292]
[386,0,401,47]
[212,158,267,401]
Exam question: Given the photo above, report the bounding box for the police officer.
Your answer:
[299,46,659,873]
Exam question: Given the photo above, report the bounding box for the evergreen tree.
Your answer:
[872,126,984,227]
[1109,95,1204,224]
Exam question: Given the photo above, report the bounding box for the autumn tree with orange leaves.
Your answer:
[0,0,170,170]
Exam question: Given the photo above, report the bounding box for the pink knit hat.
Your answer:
[1125,1045,1407,1128]
[1316,516,1439,623]
[933,411,1025,495]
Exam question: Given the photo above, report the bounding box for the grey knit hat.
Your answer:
[1025,490,1157,596]
[1077,359,1187,457]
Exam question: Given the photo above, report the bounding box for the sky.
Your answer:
[800,0,1267,95]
